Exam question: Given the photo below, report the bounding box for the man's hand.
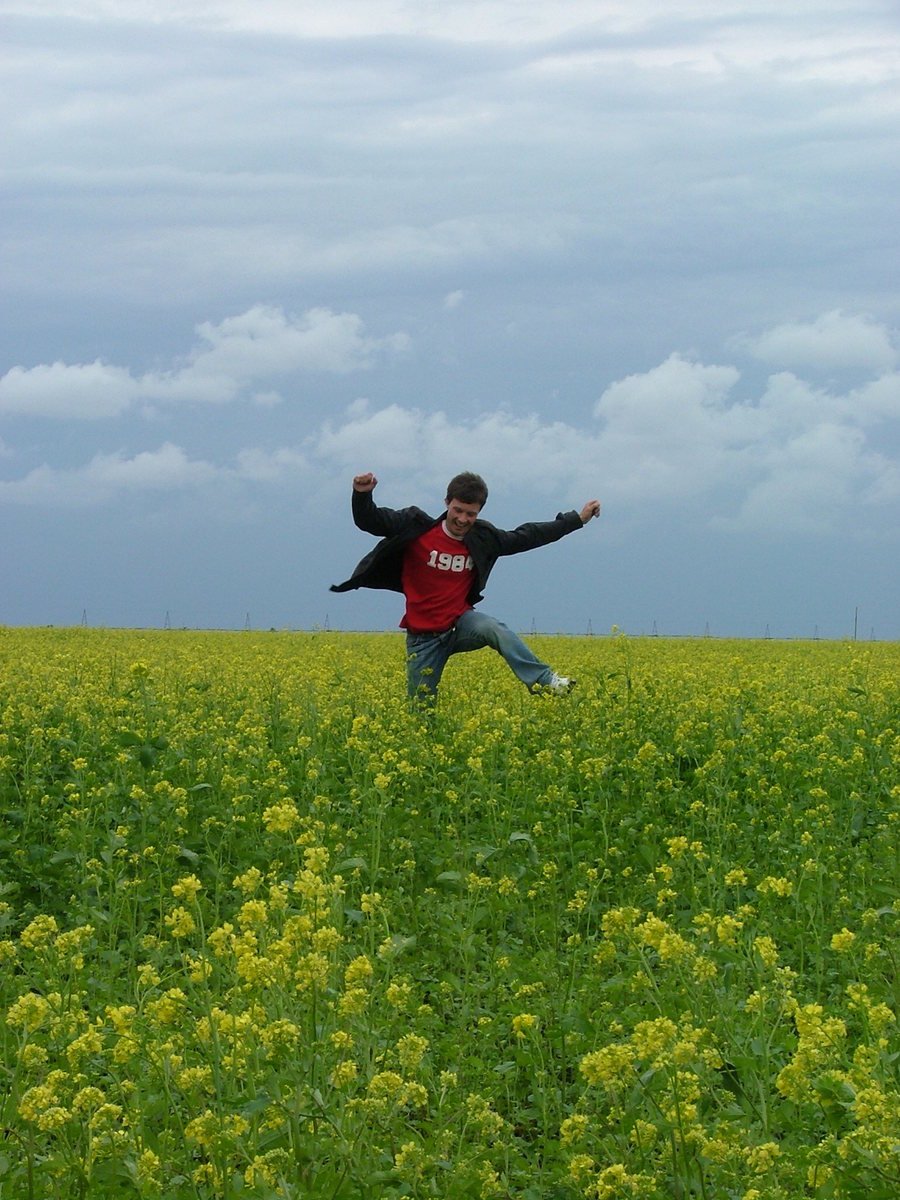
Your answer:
[580,499,601,524]
[353,472,378,493]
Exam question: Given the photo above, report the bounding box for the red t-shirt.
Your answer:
[401,523,475,632]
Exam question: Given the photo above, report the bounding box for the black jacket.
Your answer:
[330,489,585,606]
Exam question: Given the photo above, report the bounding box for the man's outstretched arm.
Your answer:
[489,497,602,556]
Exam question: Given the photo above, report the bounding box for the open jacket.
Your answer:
[330,489,585,607]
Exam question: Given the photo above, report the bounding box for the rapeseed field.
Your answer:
[1,627,898,1199]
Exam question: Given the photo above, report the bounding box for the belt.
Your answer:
[406,624,455,637]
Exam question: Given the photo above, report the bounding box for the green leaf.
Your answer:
[436,871,464,888]
[336,856,369,873]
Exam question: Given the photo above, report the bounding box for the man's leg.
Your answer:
[406,630,454,703]
[451,610,555,690]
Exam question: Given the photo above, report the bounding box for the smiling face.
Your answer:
[444,496,482,538]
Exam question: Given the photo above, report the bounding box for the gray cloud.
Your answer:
[2,1,899,632]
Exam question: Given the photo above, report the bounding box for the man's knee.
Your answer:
[463,610,504,638]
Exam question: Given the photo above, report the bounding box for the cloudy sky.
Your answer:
[2,0,899,639]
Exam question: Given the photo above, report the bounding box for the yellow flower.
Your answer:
[172,874,203,902]
[830,928,856,952]
[303,844,330,873]
[164,906,196,938]
[137,1149,161,1188]
[146,988,188,1026]
[579,1042,636,1087]
[631,1017,678,1068]
[658,931,694,963]
[22,1044,49,1069]
[568,1154,595,1184]
[20,914,58,949]
[6,991,53,1032]
[237,898,268,929]
[758,875,793,897]
[595,1163,652,1198]
[330,1060,358,1088]
[66,1027,102,1065]
[754,936,779,968]
[716,915,743,946]
[233,866,264,894]
[338,987,368,1016]
[512,1012,538,1039]
[725,867,748,887]
[394,1140,427,1176]
[397,1033,429,1071]
[263,799,300,833]
[344,954,373,987]
[366,1070,405,1105]
[385,979,412,1010]
[464,1093,505,1139]
[746,1141,780,1172]
[560,1113,588,1145]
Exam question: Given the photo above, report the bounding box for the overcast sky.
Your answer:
[2,0,899,640]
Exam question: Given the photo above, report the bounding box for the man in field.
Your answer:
[331,471,601,703]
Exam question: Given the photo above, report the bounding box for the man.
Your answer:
[331,471,602,702]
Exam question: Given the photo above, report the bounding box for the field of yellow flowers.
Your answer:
[1,626,898,1199]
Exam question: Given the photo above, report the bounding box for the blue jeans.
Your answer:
[406,609,554,701]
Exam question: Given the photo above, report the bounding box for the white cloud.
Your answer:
[11,0,895,75]
[314,342,900,535]
[847,373,900,424]
[737,311,897,373]
[588,354,760,501]
[0,443,218,505]
[187,305,405,381]
[0,306,409,417]
[2,316,898,539]
[443,290,465,310]
[235,446,308,482]
[0,2,662,42]
[713,422,873,534]
[0,360,138,418]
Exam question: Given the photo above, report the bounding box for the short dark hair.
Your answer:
[446,472,488,508]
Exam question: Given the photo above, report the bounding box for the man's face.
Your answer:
[445,497,481,538]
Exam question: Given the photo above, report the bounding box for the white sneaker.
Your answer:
[546,673,576,694]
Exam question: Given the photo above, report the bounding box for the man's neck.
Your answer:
[442,520,465,542]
